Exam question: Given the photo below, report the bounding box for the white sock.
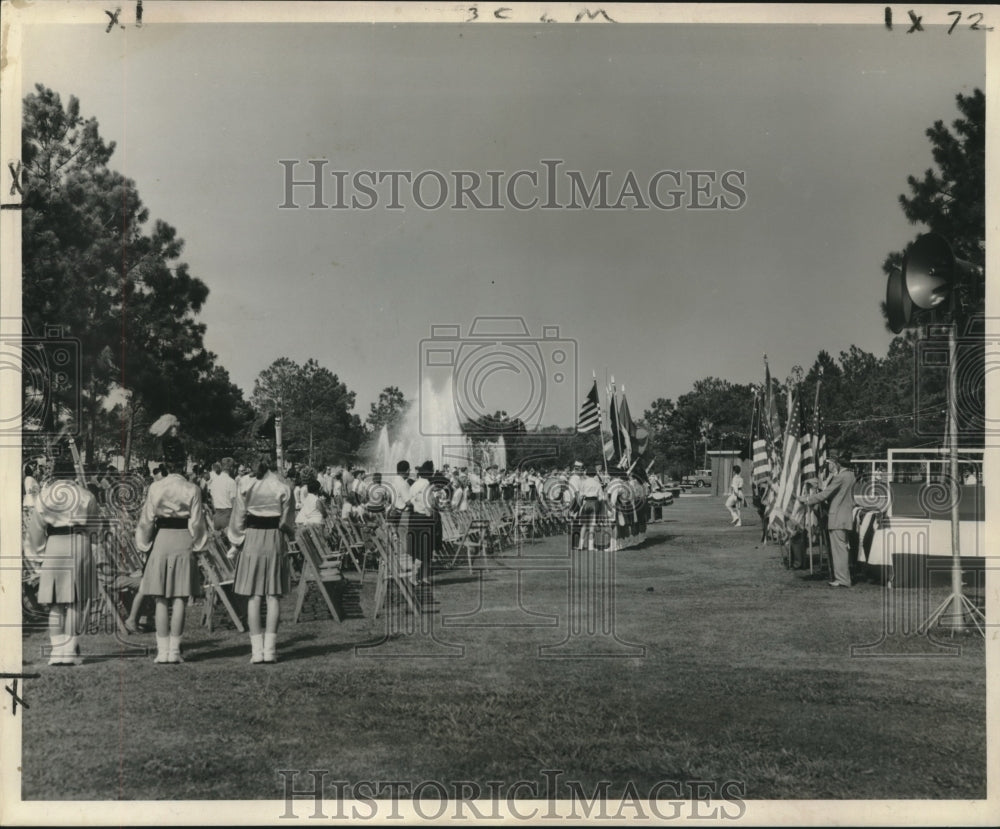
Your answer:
[49,633,69,664]
[66,635,82,665]
[155,636,170,663]
[168,635,183,663]
[263,633,277,662]
[250,634,264,663]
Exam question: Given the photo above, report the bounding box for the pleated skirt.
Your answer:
[139,528,200,599]
[37,531,95,606]
[233,527,289,597]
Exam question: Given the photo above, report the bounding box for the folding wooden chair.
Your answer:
[333,514,368,580]
[371,525,421,620]
[94,510,148,635]
[293,524,344,623]
[198,535,245,632]
[446,511,490,572]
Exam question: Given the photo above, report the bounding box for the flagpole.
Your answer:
[595,371,609,478]
[807,371,823,575]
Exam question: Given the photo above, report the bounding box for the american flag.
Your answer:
[751,398,772,486]
[576,380,601,434]
[812,395,827,484]
[769,387,809,530]
[800,394,817,489]
[618,390,634,470]
[605,382,621,463]
[764,361,783,465]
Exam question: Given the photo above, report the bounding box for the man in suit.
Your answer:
[799,450,856,588]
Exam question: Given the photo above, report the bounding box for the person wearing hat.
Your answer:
[228,453,296,664]
[135,436,210,663]
[24,448,100,665]
[798,450,856,588]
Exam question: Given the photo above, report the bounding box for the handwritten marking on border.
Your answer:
[1,673,41,717]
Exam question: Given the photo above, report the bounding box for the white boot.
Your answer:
[65,635,83,666]
[49,634,69,666]
[262,633,277,663]
[154,635,170,663]
[167,635,184,664]
[249,634,264,664]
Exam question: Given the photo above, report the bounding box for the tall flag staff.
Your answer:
[770,367,806,539]
[804,369,825,572]
[751,388,771,486]
[618,385,634,472]
[812,369,828,483]
[577,372,609,477]
[763,354,783,513]
[606,377,623,469]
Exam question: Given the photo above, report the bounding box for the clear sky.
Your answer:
[20,16,985,428]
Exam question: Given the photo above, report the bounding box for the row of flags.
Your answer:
[750,360,828,537]
[576,377,649,479]
[577,359,827,523]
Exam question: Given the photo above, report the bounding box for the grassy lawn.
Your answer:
[20,497,985,802]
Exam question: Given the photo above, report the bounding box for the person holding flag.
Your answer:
[798,450,855,588]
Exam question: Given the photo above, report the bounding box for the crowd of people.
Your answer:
[22,417,680,667]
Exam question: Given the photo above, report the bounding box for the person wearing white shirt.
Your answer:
[208,458,238,532]
[726,466,744,527]
[228,454,296,664]
[407,461,436,584]
[23,462,40,511]
[295,479,327,527]
[484,466,499,500]
[576,468,605,552]
[451,472,468,511]
[135,438,209,664]
[467,468,482,501]
[24,451,99,665]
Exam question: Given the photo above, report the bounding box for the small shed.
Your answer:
[707,450,749,497]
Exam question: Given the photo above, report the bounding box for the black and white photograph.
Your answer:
[0,2,995,825]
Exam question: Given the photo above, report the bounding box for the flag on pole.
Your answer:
[764,361,782,466]
[799,393,817,489]
[812,396,827,482]
[751,402,772,486]
[769,386,808,530]
[605,381,621,463]
[618,389,634,470]
[576,380,601,434]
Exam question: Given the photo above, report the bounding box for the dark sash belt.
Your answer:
[47,524,83,536]
[155,516,189,530]
[246,514,280,529]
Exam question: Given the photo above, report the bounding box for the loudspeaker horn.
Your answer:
[885,267,912,334]
[902,233,972,310]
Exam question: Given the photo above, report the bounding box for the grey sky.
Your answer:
[22,20,985,426]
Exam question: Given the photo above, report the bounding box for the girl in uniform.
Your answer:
[24,450,99,665]
[134,437,209,663]
[228,454,296,664]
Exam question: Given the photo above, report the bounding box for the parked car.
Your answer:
[682,468,712,488]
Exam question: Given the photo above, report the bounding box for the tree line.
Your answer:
[20,86,984,475]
